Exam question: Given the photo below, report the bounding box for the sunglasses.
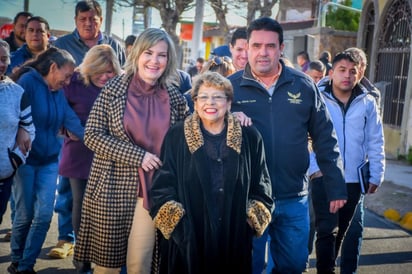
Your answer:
[211,56,232,66]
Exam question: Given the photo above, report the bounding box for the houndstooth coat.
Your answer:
[73,73,189,268]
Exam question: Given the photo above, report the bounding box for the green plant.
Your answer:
[408,147,412,164]
[325,0,360,31]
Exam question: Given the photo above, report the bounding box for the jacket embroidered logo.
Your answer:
[287,92,302,104]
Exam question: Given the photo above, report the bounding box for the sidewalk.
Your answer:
[365,159,412,219]
[383,159,412,189]
[0,160,411,273]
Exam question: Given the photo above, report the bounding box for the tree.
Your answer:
[325,0,360,31]
[115,0,195,64]
[245,0,279,23]
[207,0,279,43]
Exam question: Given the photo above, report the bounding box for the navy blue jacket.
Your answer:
[229,61,346,201]
[7,44,33,75]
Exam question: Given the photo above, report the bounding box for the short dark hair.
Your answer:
[298,51,310,61]
[11,47,75,81]
[125,35,136,47]
[75,0,102,17]
[230,27,247,46]
[26,16,50,31]
[332,51,360,68]
[319,50,331,62]
[308,60,325,73]
[196,57,205,63]
[247,17,283,45]
[13,11,32,24]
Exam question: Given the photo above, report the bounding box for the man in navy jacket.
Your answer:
[229,17,347,274]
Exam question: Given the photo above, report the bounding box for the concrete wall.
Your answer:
[283,26,357,68]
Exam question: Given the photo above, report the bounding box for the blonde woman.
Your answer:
[56,44,122,271]
[74,28,189,274]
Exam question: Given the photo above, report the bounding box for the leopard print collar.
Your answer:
[184,112,242,154]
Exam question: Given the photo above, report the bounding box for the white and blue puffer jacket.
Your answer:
[310,80,385,186]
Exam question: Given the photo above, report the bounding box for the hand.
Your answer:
[232,111,253,126]
[16,128,31,154]
[141,152,162,172]
[67,130,80,141]
[329,199,346,214]
[367,183,378,194]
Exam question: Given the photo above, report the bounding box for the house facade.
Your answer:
[358,0,412,159]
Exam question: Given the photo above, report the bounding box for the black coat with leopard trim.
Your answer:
[149,113,273,274]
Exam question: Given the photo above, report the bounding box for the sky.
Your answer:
[0,0,138,39]
[0,0,248,40]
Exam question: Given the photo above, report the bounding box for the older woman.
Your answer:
[52,45,122,267]
[149,71,274,274]
[9,47,84,274]
[74,28,189,274]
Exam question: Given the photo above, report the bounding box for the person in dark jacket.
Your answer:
[4,11,32,53]
[8,47,84,274]
[228,17,346,274]
[7,16,51,75]
[150,71,273,274]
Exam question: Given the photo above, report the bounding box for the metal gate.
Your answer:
[374,0,411,127]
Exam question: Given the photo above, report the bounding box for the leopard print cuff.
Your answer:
[247,200,271,237]
[154,200,185,240]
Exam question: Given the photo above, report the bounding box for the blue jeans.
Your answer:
[252,229,274,274]
[54,176,74,242]
[11,163,58,271]
[340,195,364,274]
[268,196,309,274]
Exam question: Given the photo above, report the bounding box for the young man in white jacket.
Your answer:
[308,51,385,274]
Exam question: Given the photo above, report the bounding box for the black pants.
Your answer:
[311,177,361,274]
[0,175,14,225]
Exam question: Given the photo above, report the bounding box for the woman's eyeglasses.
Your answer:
[195,94,228,103]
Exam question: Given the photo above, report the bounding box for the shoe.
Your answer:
[47,240,74,259]
[7,262,18,274]
[3,230,12,242]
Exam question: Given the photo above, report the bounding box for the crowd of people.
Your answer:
[0,1,385,274]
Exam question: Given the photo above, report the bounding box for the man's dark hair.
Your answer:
[26,16,50,31]
[230,27,247,46]
[298,51,310,61]
[125,35,136,47]
[13,12,32,24]
[247,17,283,45]
[308,60,325,73]
[75,0,102,17]
[196,57,205,63]
[319,50,331,62]
[332,51,360,68]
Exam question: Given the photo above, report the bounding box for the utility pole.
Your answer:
[105,0,114,35]
[24,0,29,11]
[191,0,204,60]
